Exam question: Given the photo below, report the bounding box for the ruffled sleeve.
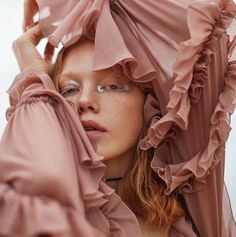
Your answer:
[33,0,236,236]
[138,1,236,237]
[0,70,141,237]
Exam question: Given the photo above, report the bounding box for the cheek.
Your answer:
[103,95,145,139]
[94,91,145,159]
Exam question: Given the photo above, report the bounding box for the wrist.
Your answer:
[21,62,49,74]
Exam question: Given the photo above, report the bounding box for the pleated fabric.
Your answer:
[0,0,236,236]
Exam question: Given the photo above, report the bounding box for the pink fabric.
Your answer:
[0,70,142,237]
[0,0,236,236]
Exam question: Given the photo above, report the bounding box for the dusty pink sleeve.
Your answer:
[0,70,141,237]
[29,0,236,236]
[107,1,236,236]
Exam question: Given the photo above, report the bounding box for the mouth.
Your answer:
[81,120,107,138]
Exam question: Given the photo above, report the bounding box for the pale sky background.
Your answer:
[0,1,235,218]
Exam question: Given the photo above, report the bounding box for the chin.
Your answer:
[95,149,118,162]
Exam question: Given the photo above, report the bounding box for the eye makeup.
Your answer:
[59,77,131,98]
[60,80,80,97]
[96,75,131,93]
[97,82,130,93]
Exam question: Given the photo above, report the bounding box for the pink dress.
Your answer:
[0,0,236,236]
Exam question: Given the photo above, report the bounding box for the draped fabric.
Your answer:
[0,70,142,237]
[0,0,236,236]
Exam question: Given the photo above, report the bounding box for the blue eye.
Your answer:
[61,87,80,97]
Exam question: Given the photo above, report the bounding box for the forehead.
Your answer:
[59,41,127,83]
[62,40,94,69]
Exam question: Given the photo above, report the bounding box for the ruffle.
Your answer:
[35,0,236,151]
[0,183,91,237]
[35,0,236,196]
[189,48,213,105]
[6,70,109,209]
[140,0,236,150]
[151,61,236,194]
[0,70,141,236]
[142,94,180,146]
[36,0,177,84]
[0,182,138,237]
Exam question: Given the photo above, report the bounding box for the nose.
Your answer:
[77,88,100,114]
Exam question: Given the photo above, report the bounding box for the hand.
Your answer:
[12,25,51,74]
[23,0,39,32]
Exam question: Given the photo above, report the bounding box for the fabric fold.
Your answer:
[140,0,236,150]
[0,70,142,237]
[2,0,236,236]
[151,59,236,195]
[36,0,236,152]
[0,183,72,236]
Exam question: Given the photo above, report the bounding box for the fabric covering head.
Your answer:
[36,0,236,236]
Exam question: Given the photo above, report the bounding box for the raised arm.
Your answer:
[0,22,141,236]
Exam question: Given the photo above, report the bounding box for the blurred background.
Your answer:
[0,1,235,218]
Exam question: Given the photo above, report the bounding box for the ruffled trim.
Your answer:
[142,94,180,146]
[140,0,236,150]
[151,61,236,194]
[6,69,111,209]
[1,70,144,236]
[36,0,173,85]
[0,183,115,237]
[0,184,71,236]
[189,47,212,105]
[36,0,236,151]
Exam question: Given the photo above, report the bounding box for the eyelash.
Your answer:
[60,83,128,97]
[60,87,79,97]
[97,83,127,92]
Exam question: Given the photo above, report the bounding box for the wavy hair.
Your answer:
[120,135,184,228]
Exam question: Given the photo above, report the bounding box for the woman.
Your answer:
[0,0,236,236]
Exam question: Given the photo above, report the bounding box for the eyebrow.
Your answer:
[60,71,80,80]
[60,70,126,83]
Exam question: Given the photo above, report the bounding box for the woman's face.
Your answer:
[58,41,145,161]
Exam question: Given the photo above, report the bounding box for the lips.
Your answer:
[81,120,107,132]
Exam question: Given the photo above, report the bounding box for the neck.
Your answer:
[103,150,134,192]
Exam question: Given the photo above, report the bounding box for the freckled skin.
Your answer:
[58,41,145,166]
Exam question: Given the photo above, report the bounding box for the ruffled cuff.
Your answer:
[0,184,72,236]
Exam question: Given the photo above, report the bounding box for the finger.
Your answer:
[23,0,39,32]
[24,24,44,45]
[23,19,39,33]
[23,21,37,33]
